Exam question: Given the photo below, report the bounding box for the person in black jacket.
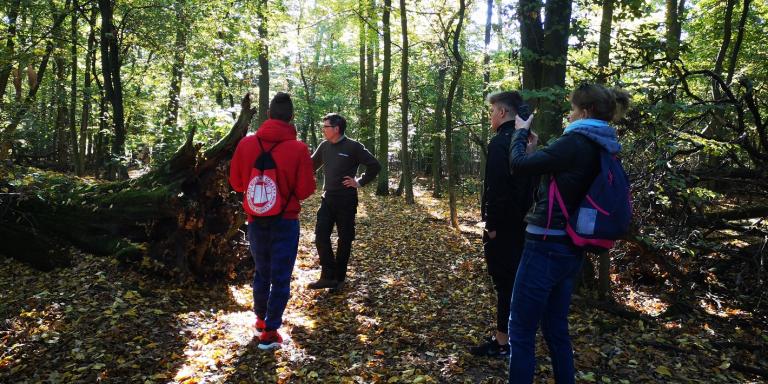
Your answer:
[470,91,536,358]
[506,83,629,384]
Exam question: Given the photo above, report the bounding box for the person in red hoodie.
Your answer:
[229,92,316,350]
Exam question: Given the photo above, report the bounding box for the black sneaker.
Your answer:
[469,336,510,357]
[307,278,338,289]
[331,280,346,292]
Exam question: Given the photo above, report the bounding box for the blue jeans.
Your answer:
[247,219,300,330]
[508,239,584,384]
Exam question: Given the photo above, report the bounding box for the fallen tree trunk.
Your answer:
[0,94,257,279]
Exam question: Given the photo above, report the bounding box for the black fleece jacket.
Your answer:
[481,121,536,232]
[509,128,601,230]
[312,137,381,196]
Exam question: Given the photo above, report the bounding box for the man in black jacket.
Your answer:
[307,113,381,291]
[470,91,536,357]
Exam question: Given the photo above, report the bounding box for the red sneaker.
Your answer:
[255,317,266,334]
[258,330,283,350]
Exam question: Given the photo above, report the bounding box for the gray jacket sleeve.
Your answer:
[355,142,381,187]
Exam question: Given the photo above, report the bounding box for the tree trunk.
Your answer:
[359,0,368,151]
[480,0,492,198]
[163,0,188,131]
[0,2,69,161]
[597,251,611,300]
[399,0,414,204]
[257,0,269,125]
[99,0,127,180]
[726,0,751,84]
[712,0,736,101]
[93,44,107,169]
[54,18,70,168]
[665,0,685,62]
[662,0,685,123]
[0,0,21,104]
[78,6,97,174]
[376,0,392,196]
[445,0,466,229]
[70,0,82,175]
[518,0,573,143]
[299,64,317,150]
[366,0,378,154]
[597,0,614,84]
[432,67,446,198]
[1,94,259,279]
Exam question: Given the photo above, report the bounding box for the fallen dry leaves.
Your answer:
[1,187,766,383]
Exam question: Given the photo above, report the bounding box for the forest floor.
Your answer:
[1,185,767,383]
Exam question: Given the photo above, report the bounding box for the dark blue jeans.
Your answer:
[247,218,300,330]
[508,239,584,384]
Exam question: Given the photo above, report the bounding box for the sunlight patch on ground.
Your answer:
[228,285,252,309]
[619,286,670,317]
[356,200,368,219]
[172,310,255,383]
[378,274,407,288]
[460,222,484,236]
[698,299,751,319]
[171,307,311,383]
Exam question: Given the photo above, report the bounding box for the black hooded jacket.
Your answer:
[481,121,536,232]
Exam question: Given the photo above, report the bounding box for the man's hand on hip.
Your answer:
[342,176,361,188]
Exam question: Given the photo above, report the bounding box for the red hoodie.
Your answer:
[229,119,316,221]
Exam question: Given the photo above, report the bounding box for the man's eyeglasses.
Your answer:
[322,124,335,129]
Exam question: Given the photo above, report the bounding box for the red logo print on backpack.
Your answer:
[246,173,278,215]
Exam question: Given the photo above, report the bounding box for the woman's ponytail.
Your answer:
[611,88,630,122]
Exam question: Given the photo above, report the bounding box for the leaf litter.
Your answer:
[1,187,766,383]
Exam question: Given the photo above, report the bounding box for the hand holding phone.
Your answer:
[517,103,531,121]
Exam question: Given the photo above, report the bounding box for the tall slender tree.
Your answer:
[366,0,378,154]
[445,0,466,229]
[399,0,413,203]
[712,0,736,101]
[257,0,269,125]
[480,0,493,187]
[78,6,97,173]
[376,0,392,196]
[726,0,751,84]
[163,0,189,130]
[0,1,69,161]
[660,0,685,125]
[359,0,369,150]
[431,66,446,198]
[53,0,70,167]
[70,0,81,175]
[597,0,614,84]
[99,0,127,179]
[0,0,21,103]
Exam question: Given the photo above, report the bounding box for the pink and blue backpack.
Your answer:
[546,150,632,250]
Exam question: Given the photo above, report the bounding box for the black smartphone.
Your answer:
[517,103,531,121]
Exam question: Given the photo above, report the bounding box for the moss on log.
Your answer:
[0,94,257,279]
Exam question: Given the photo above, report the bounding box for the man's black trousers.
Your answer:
[483,226,525,333]
[315,193,358,282]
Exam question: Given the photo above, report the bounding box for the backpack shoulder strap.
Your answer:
[256,138,284,153]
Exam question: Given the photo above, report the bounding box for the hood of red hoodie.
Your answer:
[255,119,297,142]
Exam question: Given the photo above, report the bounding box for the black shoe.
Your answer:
[469,336,510,357]
[307,278,338,289]
[331,280,346,292]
